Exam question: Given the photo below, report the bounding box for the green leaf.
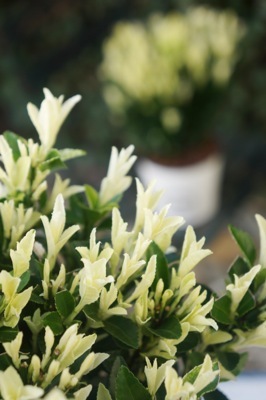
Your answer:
[39,149,66,172]
[176,332,200,353]
[58,148,86,161]
[30,292,46,305]
[17,270,31,292]
[217,352,242,372]
[147,241,170,289]
[211,295,232,325]
[0,353,12,369]
[197,373,219,398]
[147,315,182,339]
[3,131,24,160]
[229,225,256,266]
[39,156,66,172]
[231,352,248,376]
[187,351,205,369]
[55,290,75,318]
[0,327,19,342]
[228,257,250,282]
[109,357,126,399]
[204,389,229,400]
[104,316,139,349]
[85,184,99,209]
[184,361,219,398]
[254,268,266,292]
[97,383,112,400]
[83,301,100,321]
[42,311,64,335]
[218,352,248,379]
[236,290,255,317]
[116,366,152,400]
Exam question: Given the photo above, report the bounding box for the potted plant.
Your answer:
[99,6,245,226]
[0,88,265,399]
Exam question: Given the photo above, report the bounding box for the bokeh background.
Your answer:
[1,0,266,374]
[1,1,266,196]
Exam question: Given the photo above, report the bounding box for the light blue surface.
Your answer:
[219,374,266,399]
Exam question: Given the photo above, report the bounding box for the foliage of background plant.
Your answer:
[0,89,266,399]
[99,7,245,158]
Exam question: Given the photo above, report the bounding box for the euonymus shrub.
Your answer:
[0,89,265,400]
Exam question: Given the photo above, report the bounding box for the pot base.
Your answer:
[136,153,224,227]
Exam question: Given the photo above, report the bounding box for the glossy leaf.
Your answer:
[217,351,242,372]
[229,352,248,377]
[39,149,66,172]
[97,383,112,400]
[3,131,23,160]
[109,357,126,399]
[0,354,12,369]
[229,225,256,266]
[204,389,229,400]
[104,316,139,349]
[147,241,170,289]
[184,361,219,398]
[17,270,31,292]
[253,268,266,292]
[58,148,86,161]
[236,290,255,317]
[85,184,99,209]
[0,327,19,342]
[83,301,100,321]
[42,311,64,335]
[55,290,75,318]
[147,315,182,339]
[30,292,46,305]
[228,257,249,282]
[116,366,152,400]
[176,332,200,353]
[211,295,232,325]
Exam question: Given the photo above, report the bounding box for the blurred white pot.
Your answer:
[136,153,224,227]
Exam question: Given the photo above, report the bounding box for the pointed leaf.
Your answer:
[147,241,170,289]
[204,389,229,400]
[228,257,249,282]
[230,352,248,376]
[97,383,112,400]
[85,184,99,209]
[39,156,66,172]
[109,357,126,399]
[58,148,86,161]
[217,352,242,372]
[30,292,46,305]
[83,301,100,321]
[104,316,139,349]
[254,268,266,292]
[211,295,232,325]
[0,327,19,342]
[42,311,64,335]
[17,270,31,292]
[116,366,152,400]
[175,332,200,353]
[147,315,182,339]
[0,354,12,369]
[3,131,24,160]
[39,149,66,172]
[55,290,75,318]
[236,290,255,317]
[184,361,219,398]
[229,225,256,266]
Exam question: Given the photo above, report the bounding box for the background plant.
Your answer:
[0,89,266,399]
[99,6,245,158]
